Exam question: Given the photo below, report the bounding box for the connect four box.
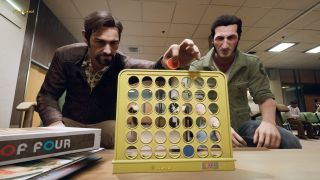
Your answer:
[112,69,235,173]
[0,127,101,166]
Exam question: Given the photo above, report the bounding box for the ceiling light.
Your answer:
[305,45,320,53]
[268,43,296,52]
[6,0,24,15]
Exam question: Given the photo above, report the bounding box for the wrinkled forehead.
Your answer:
[213,25,238,39]
[91,27,120,39]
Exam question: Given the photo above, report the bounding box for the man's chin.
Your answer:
[218,53,232,59]
[222,49,236,57]
[98,57,113,66]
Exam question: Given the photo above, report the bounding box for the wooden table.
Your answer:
[72,149,319,180]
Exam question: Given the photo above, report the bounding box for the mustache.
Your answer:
[97,52,113,58]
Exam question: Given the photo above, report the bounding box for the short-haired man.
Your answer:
[36,11,200,148]
[189,15,301,149]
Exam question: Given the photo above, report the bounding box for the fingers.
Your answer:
[164,39,193,61]
[232,136,243,147]
[48,121,66,127]
[164,44,179,60]
[264,134,271,148]
[192,45,201,60]
[231,128,247,147]
[274,131,281,147]
[255,129,265,148]
[254,128,281,148]
[163,39,200,69]
[232,136,247,147]
[270,135,278,148]
[253,129,258,145]
[234,134,247,147]
[180,39,200,59]
[179,39,194,50]
[268,129,281,148]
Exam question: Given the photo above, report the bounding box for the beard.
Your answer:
[213,43,238,59]
[95,52,115,67]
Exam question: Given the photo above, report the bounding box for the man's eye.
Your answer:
[110,41,119,46]
[227,35,237,41]
[95,40,105,45]
[215,37,224,41]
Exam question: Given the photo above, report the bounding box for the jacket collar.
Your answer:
[75,46,89,65]
[202,48,247,82]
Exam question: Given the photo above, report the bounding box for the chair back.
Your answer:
[298,113,307,122]
[16,102,37,127]
[303,112,320,124]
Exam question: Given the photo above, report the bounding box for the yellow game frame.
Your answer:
[113,69,235,173]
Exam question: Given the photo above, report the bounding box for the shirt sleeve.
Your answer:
[248,59,274,104]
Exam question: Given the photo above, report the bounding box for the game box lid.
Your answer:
[0,127,101,166]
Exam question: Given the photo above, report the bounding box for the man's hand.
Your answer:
[255,98,280,148]
[163,39,200,69]
[231,127,247,147]
[253,121,281,148]
[48,121,66,127]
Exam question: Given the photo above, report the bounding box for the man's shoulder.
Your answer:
[56,43,87,53]
[54,43,88,63]
[190,49,212,68]
[191,56,206,66]
[238,51,260,61]
[236,50,262,68]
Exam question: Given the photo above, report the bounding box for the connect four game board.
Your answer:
[112,69,235,173]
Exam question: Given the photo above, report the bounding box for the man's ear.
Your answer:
[82,30,88,44]
[210,35,214,45]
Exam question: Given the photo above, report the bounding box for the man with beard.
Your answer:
[189,15,301,149]
[36,11,200,148]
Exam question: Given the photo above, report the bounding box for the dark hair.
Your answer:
[84,11,123,42]
[211,15,242,40]
[290,100,298,105]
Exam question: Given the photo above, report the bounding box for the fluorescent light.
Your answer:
[268,43,296,52]
[6,0,24,15]
[305,45,320,53]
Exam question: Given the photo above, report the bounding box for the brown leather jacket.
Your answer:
[37,43,163,126]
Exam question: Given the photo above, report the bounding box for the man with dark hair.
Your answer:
[286,101,317,139]
[189,15,301,149]
[36,11,200,148]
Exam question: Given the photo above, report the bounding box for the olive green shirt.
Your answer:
[190,48,274,129]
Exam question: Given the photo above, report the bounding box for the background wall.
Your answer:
[0,0,29,128]
[25,64,46,127]
[10,0,77,127]
[268,69,284,104]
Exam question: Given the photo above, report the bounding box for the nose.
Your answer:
[103,44,111,54]
[221,39,228,48]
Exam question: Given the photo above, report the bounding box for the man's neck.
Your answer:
[91,59,103,74]
[213,53,235,73]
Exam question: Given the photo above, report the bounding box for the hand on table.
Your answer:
[231,127,247,147]
[254,121,281,148]
[48,121,66,127]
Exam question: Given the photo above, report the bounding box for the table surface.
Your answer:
[71,149,319,180]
